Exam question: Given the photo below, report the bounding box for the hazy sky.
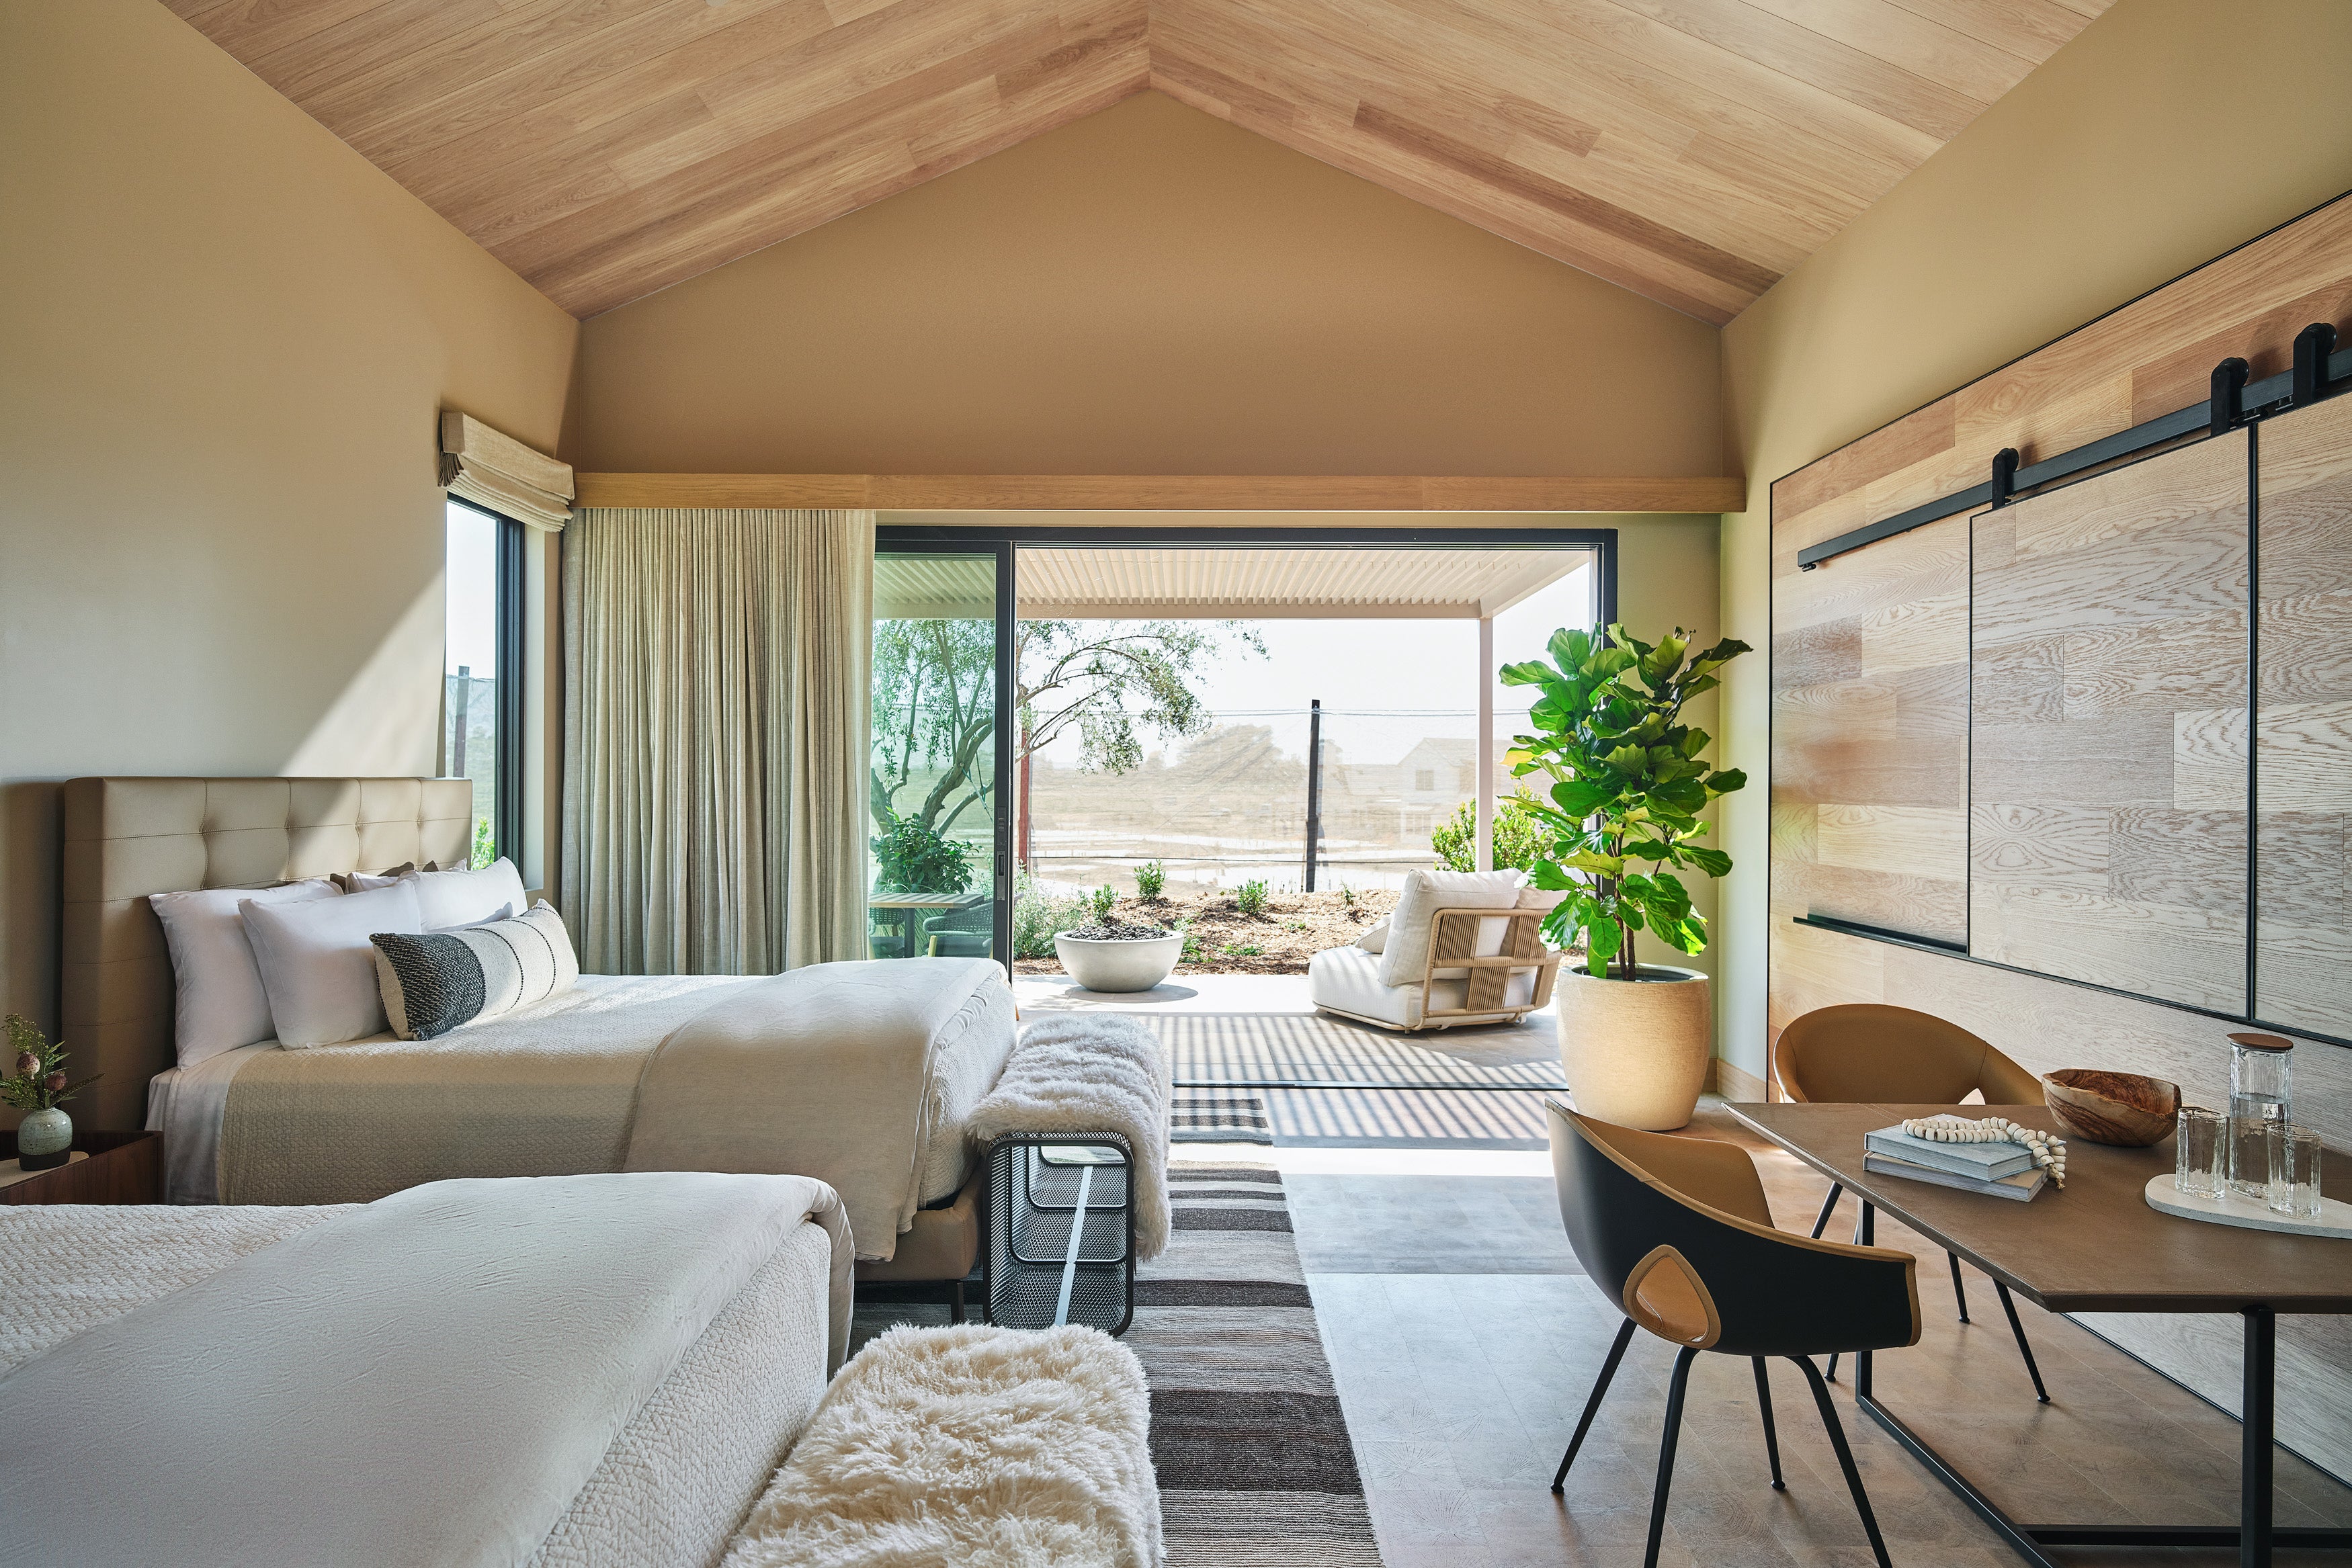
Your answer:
[444,502,500,677]
[1034,554,1595,767]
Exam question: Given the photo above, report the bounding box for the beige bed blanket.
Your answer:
[628,957,1016,1261]
[219,973,747,1204]
[0,1173,853,1568]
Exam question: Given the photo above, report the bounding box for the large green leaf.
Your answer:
[1550,779,1611,817]
[1681,845,1732,878]
[1706,768,1749,795]
[1499,660,1554,688]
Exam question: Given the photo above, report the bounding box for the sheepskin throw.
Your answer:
[967,1014,1171,1259]
[724,1323,1163,1568]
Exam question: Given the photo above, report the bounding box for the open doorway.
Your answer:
[865,523,1612,982]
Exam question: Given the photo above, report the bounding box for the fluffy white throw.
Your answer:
[725,1323,1163,1568]
[966,1012,1171,1260]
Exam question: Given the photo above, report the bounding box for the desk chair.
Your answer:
[1773,1004,2050,1401]
[1546,1102,1920,1568]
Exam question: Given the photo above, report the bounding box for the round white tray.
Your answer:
[2144,1174,2352,1239]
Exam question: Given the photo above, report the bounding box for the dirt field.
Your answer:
[1013,886,1399,975]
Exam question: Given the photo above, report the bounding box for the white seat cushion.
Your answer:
[1310,943,1541,1030]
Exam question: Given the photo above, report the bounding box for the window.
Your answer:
[1413,769,1436,793]
[444,499,523,869]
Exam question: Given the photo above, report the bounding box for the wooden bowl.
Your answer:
[2043,1069,2181,1146]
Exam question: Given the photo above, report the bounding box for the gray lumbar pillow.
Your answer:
[370,901,579,1041]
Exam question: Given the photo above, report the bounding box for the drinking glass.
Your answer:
[2267,1123,2324,1221]
[2175,1106,2224,1200]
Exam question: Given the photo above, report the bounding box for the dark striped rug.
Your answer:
[1171,1088,1273,1143]
[1125,1157,1384,1565]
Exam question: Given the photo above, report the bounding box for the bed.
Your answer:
[62,776,1015,1270]
[0,1172,852,1567]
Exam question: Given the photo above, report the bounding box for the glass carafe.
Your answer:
[2227,1032,2294,1201]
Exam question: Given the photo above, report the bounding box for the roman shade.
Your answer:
[439,410,573,531]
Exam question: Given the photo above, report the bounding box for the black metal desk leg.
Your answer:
[2245,1306,2275,1568]
[1856,1202,1874,1399]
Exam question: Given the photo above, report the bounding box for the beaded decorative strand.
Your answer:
[1899,1114,2067,1188]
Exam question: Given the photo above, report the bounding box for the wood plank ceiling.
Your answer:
[171,0,2109,322]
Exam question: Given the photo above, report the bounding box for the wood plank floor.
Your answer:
[1292,1104,2352,1567]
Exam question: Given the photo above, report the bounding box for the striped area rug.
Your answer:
[1126,1156,1384,1566]
[1171,1088,1273,1143]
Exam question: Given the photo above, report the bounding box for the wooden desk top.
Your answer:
[1730,1102,2352,1315]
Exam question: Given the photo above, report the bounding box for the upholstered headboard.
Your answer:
[59,777,472,1130]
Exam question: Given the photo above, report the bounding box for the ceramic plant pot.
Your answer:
[1556,963,1712,1131]
[15,1106,72,1171]
[1054,932,1184,993]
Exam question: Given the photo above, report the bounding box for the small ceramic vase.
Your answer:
[16,1106,72,1171]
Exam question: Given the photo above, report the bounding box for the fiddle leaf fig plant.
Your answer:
[1501,624,1751,980]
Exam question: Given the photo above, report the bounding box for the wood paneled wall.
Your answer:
[1968,431,2251,1013]
[1769,191,2352,1481]
[2257,394,2352,1035]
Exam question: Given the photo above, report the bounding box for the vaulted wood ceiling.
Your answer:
[171,0,2109,322]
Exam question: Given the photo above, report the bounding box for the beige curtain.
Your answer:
[562,508,874,973]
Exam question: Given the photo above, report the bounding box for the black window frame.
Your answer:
[446,494,528,867]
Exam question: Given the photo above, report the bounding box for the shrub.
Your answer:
[1431,787,1553,873]
[1222,943,1263,957]
[871,817,973,894]
[1011,871,1087,959]
[1171,918,1204,963]
[1339,882,1355,906]
[1234,878,1269,916]
[1089,885,1118,920]
[1134,860,1167,900]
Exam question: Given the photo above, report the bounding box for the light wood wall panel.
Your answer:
[2257,394,2352,1037]
[1968,432,2251,1013]
[1768,193,2352,1487]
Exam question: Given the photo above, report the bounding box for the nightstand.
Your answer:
[0,1128,161,1205]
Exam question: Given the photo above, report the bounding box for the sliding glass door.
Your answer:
[870,548,1012,965]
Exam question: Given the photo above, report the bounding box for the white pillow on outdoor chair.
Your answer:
[1375,869,1525,988]
[1355,918,1389,953]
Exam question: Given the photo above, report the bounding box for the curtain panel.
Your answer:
[562,508,874,973]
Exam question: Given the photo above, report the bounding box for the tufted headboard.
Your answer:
[59,777,472,1130]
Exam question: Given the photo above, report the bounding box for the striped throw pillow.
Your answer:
[369,901,579,1041]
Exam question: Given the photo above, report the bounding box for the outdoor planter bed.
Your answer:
[1054,918,1185,992]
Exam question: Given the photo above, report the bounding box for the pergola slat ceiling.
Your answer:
[874,546,1590,619]
[171,0,2107,321]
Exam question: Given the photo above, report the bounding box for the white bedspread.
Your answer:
[0,1173,853,1568]
[628,957,1016,1261]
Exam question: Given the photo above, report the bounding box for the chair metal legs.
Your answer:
[1552,1316,1637,1491]
[1642,1346,1699,1568]
[1753,1358,1785,1489]
[1791,1354,1895,1568]
[1994,1280,2052,1402]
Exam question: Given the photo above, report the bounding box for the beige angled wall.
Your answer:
[0,0,578,1050]
[1715,0,2352,1088]
[564,91,1724,479]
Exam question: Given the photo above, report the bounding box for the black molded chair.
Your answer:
[1546,1101,1921,1568]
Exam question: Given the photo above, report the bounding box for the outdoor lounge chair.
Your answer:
[1308,904,1560,1031]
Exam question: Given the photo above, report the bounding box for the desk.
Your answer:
[1732,1102,2352,1568]
[869,891,989,957]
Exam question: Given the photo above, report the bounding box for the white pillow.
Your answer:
[1375,869,1525,987]
[413,859,528,931]
[241,881,425,1047]
[148,879,341,1067]
[1356,917,1390,954]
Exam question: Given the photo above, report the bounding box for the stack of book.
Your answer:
[1863,1124,2047,1201]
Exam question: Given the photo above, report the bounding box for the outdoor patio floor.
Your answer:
[1018,971,2352,1567]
